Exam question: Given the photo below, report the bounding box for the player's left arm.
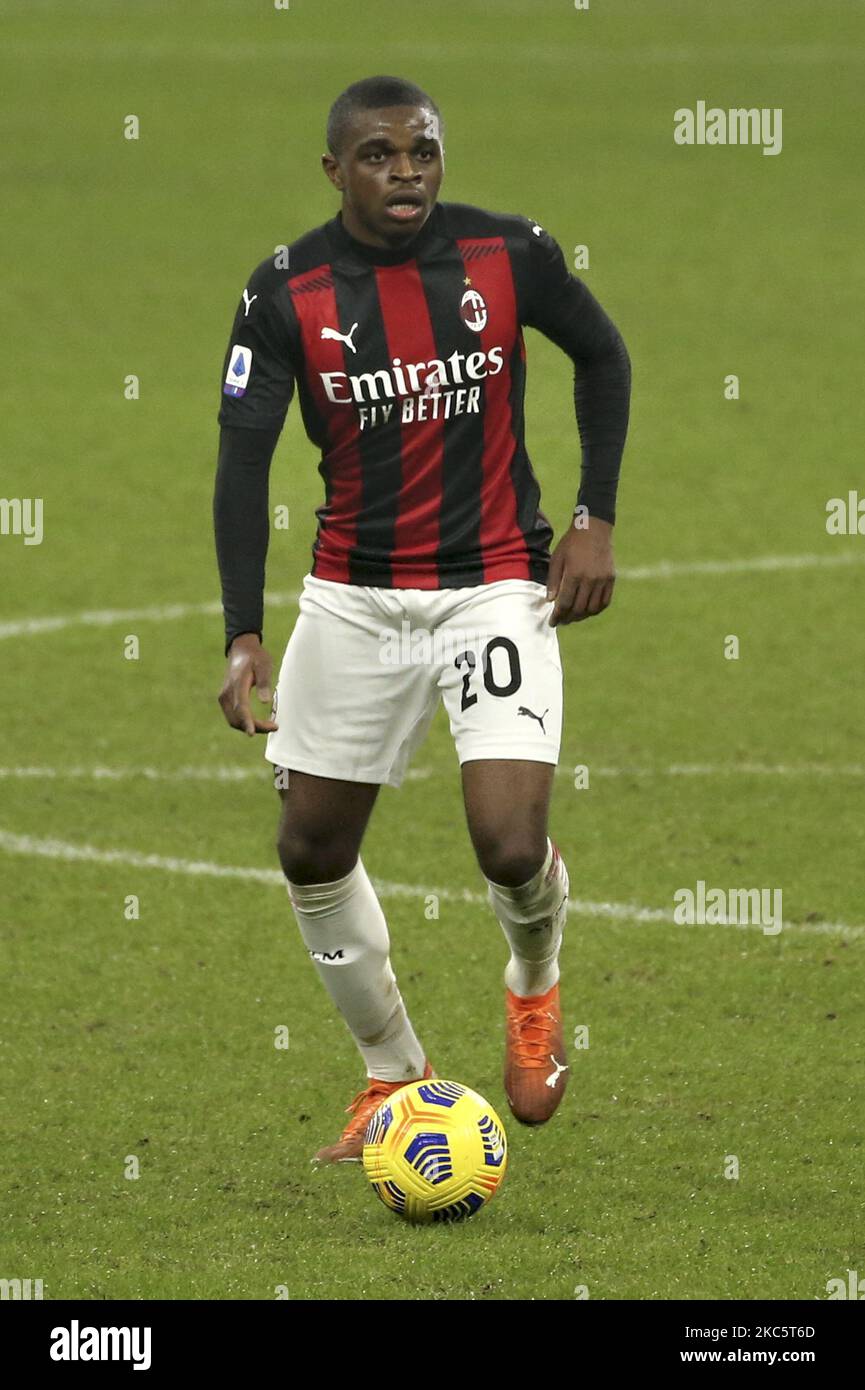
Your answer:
[518,221,631,626]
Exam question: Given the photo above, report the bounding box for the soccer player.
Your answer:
[214,76,630,1162]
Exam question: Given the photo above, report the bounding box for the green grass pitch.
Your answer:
[1,0,862,1300]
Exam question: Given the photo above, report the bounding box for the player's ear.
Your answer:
[321,153,343,191]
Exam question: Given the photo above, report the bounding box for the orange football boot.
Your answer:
[504,982,568,1124]
[313,1061,435,1164]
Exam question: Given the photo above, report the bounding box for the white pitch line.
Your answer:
[0,761,860,785]
[558,762,865,779]
[0,598,235,642]
[618,552,865,581]
[2,552,863,642]
[0,765,432,783]
[0,828,281,886]
[0,765,260,783]
[0,828,861,941]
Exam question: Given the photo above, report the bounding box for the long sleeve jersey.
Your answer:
[214,200,630,649]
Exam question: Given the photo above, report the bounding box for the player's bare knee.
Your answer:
[276,825,357,884]
[476,836,548,888]
[279,843,354,884]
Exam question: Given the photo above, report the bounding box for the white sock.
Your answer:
[486,839,569,997]
[285,858,426,1083]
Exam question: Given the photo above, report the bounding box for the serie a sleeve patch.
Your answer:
[223,345,253,397]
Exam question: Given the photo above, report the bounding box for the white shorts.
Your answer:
[265,575,563,787]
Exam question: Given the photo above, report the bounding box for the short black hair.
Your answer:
[326,75,442,157]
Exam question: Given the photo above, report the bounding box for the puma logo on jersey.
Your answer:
[321,322,359,354]
[545,1055,568,1088]
[518,705,549,734]
[242,289,258,316]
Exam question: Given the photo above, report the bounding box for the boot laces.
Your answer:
[509,1006,557,1069]
[340,1080,395,1139]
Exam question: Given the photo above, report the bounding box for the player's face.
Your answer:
[322,105,444,249]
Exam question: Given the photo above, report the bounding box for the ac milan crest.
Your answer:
[460,288,488,333]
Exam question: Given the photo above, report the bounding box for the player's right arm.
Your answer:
[213,258,298,736]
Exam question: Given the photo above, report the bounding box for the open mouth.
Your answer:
[384,193,424,222]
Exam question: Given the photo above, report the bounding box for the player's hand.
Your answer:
[217,634,279,736]
[546,516,615,626]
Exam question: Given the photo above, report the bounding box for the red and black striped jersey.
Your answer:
[215,201,630,644]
